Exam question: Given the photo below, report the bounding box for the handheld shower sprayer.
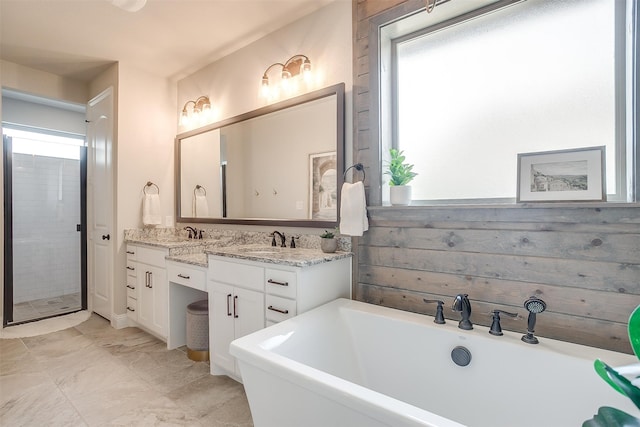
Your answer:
[522,296,546,344]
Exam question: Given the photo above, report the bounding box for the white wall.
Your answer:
[1,60,89,105]
[177,1,353,227]
[113,62,176,315]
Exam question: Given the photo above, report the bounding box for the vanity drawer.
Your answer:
[126,297,137,320]
[265,294,297,323]
[126,263,136,278]
[126,280,136,298]
[265,268,297,299]
[136,246,167,267]
[126,274,136,288]
[209,258,263,292]
[126,246,137,261]
[167,264,206,291]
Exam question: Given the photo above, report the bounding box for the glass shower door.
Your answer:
[3,129,87,324]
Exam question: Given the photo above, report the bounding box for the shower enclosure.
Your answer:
[3,129,87,325]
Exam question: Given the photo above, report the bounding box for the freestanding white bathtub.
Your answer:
[230,298,638,427]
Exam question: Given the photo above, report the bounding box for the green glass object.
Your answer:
[582,406,640,427]
[629,304,640,361]
[594,359,640,410]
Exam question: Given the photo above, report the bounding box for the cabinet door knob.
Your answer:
[126,285,135,290]
[226,294,232,316]
[267,279,289,287]
[127,307,135,312]
[102,234,110,240]
[177,274,190,279]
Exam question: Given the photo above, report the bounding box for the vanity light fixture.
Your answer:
[261,54,312,99]
[180,96,212,127]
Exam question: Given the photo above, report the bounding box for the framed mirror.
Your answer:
[176,83,344,227]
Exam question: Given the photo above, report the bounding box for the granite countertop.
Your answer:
[125,236,207,249]
[165,253,208,268]
[205,244,353,268]
[128,237,352,268]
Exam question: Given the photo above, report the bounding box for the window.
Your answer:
[380,0,637,203]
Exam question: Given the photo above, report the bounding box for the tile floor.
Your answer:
[12,292,82,323]
[0,313,254,426]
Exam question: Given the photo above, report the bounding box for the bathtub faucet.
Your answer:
[452,294,473,330]
[422,299,445,324]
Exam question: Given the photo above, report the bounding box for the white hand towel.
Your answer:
[194,194,209,218]
[339,181,369,236]
[143,194,162,226]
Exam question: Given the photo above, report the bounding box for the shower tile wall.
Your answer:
[12,153,81,303]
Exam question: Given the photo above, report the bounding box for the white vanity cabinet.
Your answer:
[208,257,265,378]
[207,253,352,381]
[264,259,351,326]
[126,244,168,339]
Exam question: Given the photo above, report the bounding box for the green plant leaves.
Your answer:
[385,148,418,186]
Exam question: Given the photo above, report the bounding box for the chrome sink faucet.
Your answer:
[270,231,286,247]
[452,294,473,330]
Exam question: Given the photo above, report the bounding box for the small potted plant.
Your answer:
[385,148,418,206]
[320,227,339,253]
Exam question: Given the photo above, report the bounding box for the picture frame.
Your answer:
[516,146,606,202]
[309,151,337,220]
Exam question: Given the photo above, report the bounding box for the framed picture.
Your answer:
[517,146,606,202]
[309,151,337,220]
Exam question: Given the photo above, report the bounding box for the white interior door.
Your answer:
[87,87,114,320]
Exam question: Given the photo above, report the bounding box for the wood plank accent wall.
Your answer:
[352,0,640,353]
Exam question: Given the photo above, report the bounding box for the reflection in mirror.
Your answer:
[176,83,344,227]
[180,129,222,218]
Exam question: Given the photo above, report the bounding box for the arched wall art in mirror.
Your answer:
[176,83,345,227]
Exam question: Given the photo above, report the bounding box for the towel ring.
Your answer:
[143,181,160,194]
[343,163,365,183]
[194,185,207,196]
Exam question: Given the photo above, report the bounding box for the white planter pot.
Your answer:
[320,238,338,253]
[390,185,412,206]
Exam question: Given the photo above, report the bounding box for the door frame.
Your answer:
[3,135,14,326]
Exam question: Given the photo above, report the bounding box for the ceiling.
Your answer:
[0,0,335,82]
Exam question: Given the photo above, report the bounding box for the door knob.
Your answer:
[102,234,110,240]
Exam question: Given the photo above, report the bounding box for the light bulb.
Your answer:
[201,103,212,122]
[261,76,270,99]
[180,110,190,127]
